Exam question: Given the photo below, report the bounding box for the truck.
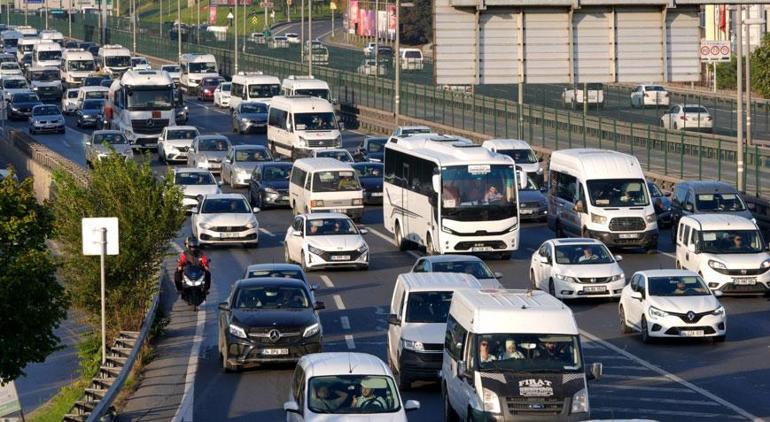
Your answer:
[96,44,131,78]
[61,49,96,88]
[106,70,176,149]
[32,41,63,68]
[179,53,218,95]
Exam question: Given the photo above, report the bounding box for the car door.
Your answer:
[662,106,676,128]
[187,139,198,167]
[387,285,405,366]
[625,274,644,328]
[675,221,690,268]
[249,166,262,204]
[287,216,305,261]
[221,148,232,183]
[286,366,305,422]
[191,197,203,236]
[685,227,701,271]
[532,243,549,288]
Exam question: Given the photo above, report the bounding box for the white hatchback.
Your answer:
[284,213,369,271]
[619,270,726,343]
[172,167,221,212]
[192,193,260,246]
[530,238,625,299]
[214,82,231,108]
[158,125,200,163]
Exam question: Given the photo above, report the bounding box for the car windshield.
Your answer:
[353,164,383,178]
[366,138,386,152]
[294,88,329,100]
[646,85,666,91]
[201,79,220,87]
[131,58,147,66]
[93,133,127,145]
[307,375,400,414]
[82,77,102,86]
[294,112,337,130]
[189,62,216,73]
[401,127,431,136]
[262,165,291,181]
[13,93,37,102]
[586,179,650,207]
[175,172,215,185]
[248,83,280,98]
[82,99,104,110]
[66,90,78,98]
[241,102,268,113]
[317,150,352,162]
[201,198,250,213]
[67,60,95,71]
[235,148,271,162]
[233,285,309,309]
[220,83,231,92]
[442,164,517,221]
[695,193,746,212]
[4,79,27,88]
[305,218,358,236]
[33,105,59,115]
[246,269,305,281]
[648,275,710,297]
[430,260,495,279]
[167,129,198,140]
[683,106,708,114]
[0,62,18,69]
[37,50,61,61]
[162,65,180,72]
[698,230,765,254]
[405,291,453,323]
[312,170,361,192]
[3,38,18,47]
[199,138,229,151]
[554,244,614,265]
[497,148,538,164]
[647,182,664,197]
[105,55,130,67]
[126,87,174,111]
[475,334,583,372]
[521,175,541,191]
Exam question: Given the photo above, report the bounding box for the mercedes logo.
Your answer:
[146,119,154,127]
[686,311,696,322]
[268,329,281,342]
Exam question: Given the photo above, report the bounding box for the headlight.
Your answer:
[32,86,38,90]
[308,245,325,256]
[241,117,250,122]
[555,273,578,284]
[610,273,624,281]
[442,226,457,235]
[708,260,727,270]
[352,198,363,206]
[228,323,247,339]
[482,387,501,414]
[245,219,257,229]
[302,322,320,337]
[356,243,368,253]
[297,137,307,147]
[571,388,589,414]
[648,306,669,319]
[712,306,725,317]
[645,213,657,223]
[402,338,424,352]
[200,222,213,230]
[762,259,770,269]
[591,213,607,224]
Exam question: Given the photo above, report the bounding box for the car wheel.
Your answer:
[221,339,239,373]
[548,279,556,297]
[443,383,459,422]
[529,269,538,290]
[497,252,512,260]
[619,305,632,334]
[158,147,165,163]
[229,173,236,189]
[59,128,65,134]
[640,316,652,344]
[675,260,681,269]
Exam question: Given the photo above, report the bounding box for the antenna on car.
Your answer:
[348,352,353,374]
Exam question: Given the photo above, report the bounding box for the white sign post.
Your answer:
[0,381,21,419]
[700,39,731,93]
[82,217,119,365]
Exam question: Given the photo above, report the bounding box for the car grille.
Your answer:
[712,267,768,276]
[175,146,189,152]
[307,139,337,148]
[321,199,356,207]
[506,397,564,416]
[664,326,716,335]
[208,157,222,163]
[209,226,250,232]
[609,217,646,232]
[318,249,362,262]
[577,276,613,284]
[721,283,769,293]
[37,86,58,93]
[422,343,443,352]
[667,310,711,324]
[454,241,507,251]
[131,118,169,134]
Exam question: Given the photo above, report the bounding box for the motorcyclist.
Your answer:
[175,237,211,293]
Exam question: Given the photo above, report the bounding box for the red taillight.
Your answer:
[203,89,211,94]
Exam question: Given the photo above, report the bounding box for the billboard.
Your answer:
[211,0,253,5]
[209,6,217,24]
[349,0,359,25]
[358,8,375,36]
[387,3,396,40]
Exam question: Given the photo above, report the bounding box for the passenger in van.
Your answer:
[478,339,497,363]
[501,339,524,360]
[337,175,358,190]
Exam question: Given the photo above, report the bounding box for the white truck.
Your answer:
[32,41,63,68]
[62,49,96,88]
[179,53,218,95]
[96,44,131,78]
[27,66,63,101]
[106,70,176,149]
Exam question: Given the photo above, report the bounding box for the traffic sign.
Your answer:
[700,39,730,63]
[251,16,258,25]
[330,1,337,10]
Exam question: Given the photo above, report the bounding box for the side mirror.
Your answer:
[253,207,260,214]
[387,313,401,326]
[292,231,303,237]
[713,290,724,297]
[189,206,198,214]
[85,140,92,146]
[283,401,300,414]
[575,200,585,214]
[217,180,224,186]
[586,362,603,381]
[684,203,694,212]
[538,255,549,264]
[310,283,320,291]
[687,243,695,253]
[494,272,503,279]
[359,228,369,235]
[457,360,468,379]
[338,120,345,131]
[404,400,420,411]
[518,171,527,190]
[218,302,228,311]
[630,291,643,301]
[313,301,325,310]
[614,255,623,262]
[432,174,441,194]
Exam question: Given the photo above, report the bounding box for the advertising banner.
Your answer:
[209,6,217,24]
[358,8,375,36]
[349,0,359,24]
[377,10,387,39]
[387,3,396,40]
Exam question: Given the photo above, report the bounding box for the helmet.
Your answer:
[185,237,199,252]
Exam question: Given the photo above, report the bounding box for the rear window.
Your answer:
[587,83,603,90]
[683,106,708,114]
[646,85,665,91]
[404,50,421,59]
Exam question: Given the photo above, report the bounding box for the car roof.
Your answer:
[351,162,383,167]
[298,352,390,378]
[677,180,737,193]
[245,263,304,273]
[419,255,484,264]
[551,238,603,246]
[167,125,198,131]
[231,144,268,150]
[304,212,351,220]
[397,272,485,292]
[676,104,709,109]
[234,277,307,289]
[682,214,756,230]
[293,157,355,171]
[635,269,699,278]
[202,193,247,200]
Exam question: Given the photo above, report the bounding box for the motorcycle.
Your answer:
[181,264,208,310]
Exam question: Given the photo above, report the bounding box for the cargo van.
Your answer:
[547,149,658,251]
[267,95,342,160]
[399,48,424,71]
[38,30,63,45]
[32,41,63,68]
[442,289,602,421]
[179,53,218,94]
[1,30,22,54]
[482,139,544,185]
[280,75,331,101]
[26,66,62,101]
[229,71,280,110]
[16,37,40,63]
[289,158,364,221]
[61,49,96,87]
[96,44,131,78]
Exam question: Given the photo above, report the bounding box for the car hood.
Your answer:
[181,184,219,197]
[12,101,41,108]
[80,108,103,115]
[231,308,317,331]
[653,195,672,209]
[239,112,268,121]
[200,151,227,160]
[5,88,29,96]
[232,162,260,173]
[92,144,132,155]
[701,252,770,268]
[400,322,447,346]
[519,190,546,204]
[166,138,194,147]
[32,114,63,120]
[359,177,382,191]
[648,295,720,314]
[303,412,406,421]
[197,212,255,226]
[31,80,61,88]
[262,180,289,190]
[298,130,341,140]
[307,235,366,251]
[556,263,622,278]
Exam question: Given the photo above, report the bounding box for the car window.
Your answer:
[198,138,229,151]
[33,105,59,115]
[431,260,494,279]
[175,171,215,185]
[201,198,250,213]
[412,259,426,273]
[305,218,358,236]
[93,133,128,145]
[233,285,310,309]
[682,224,691,246]
[235,149,271,162]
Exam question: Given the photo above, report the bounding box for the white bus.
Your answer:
[383,134,526,259]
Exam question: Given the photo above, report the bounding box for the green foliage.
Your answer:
[51,154,185,333]
[716,56,737,90]
[0,170,68,382]
[401,0,432,45]
[751,33,770,98]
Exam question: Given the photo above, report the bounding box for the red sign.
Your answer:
[209,6,217,24]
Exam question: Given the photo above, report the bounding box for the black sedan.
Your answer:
[75,98,105,128]
[217,278,324,372]
[353,136,387,162]
[8,92,42,120]
[248,161,292,209]
[648,181,673,228]
[352,162,384,204]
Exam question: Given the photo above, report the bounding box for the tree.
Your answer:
[750,33,770,98]
[401,0,431,45]
[51,154,185,333]
[0,170,68,382]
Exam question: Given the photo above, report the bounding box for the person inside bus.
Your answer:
[483,185,503,203]
[465,179,485,203]
[443,181,460,206]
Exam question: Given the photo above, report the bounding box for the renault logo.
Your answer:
[686,311,696,322]
[268,329,281,342]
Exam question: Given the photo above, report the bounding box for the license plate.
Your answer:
[262,348,289,355]
[733,277,757,285]
[220,232,240,239]
[372,192,383,197]
[471,246,492,252]
[584,286,607,293]
[680,330,704,337]
[520,209,534,215]
[618,233,639,239]
[331,255,350,261]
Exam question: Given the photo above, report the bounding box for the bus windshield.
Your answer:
[474,334,583,373]
[247,83,280,98]
[441,164,517,221]
[586,178,650,207]
[37,50,61,61]
[126,87,174,111]
[68,60,95,71]
[188,62,216,73]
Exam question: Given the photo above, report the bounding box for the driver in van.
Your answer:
[479,339,497,363]
[729,235,748,252]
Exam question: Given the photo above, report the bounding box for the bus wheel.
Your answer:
[395,222,408,251]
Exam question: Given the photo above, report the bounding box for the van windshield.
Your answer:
[474,334,582,373]
[68,60,95,71]
[405,291,453,323]
[295,112,337,131]
[312,171,361,192]
[189,62,216,73]
[497,149,537,164]
[30,69,60,81]
[698,230,764,254]
[3,79,27,89]
[442,164,517,221]
[37,50,61,61]
[586,178,649,207]
[247,83,280,98]
[105,55,130,67]
[294,88,329,100]
[695,193,746,212]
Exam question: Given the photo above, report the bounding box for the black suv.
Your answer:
[217,278,324,372]
[670,180,753,239]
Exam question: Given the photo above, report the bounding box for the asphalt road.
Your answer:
[19,96,770,421]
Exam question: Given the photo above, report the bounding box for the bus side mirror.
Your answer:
[587,362,603,381]
[575,200,585,214]
[432,174,440,194]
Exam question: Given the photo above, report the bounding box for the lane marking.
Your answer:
[344,334,356,349]
[62,138,72,147]
[659,250,677,260]
[600,373,670,383]
[333,294,346,310]
[407,250,422,259]
[601,365,657,371]
[598,396,723,406]
[340,316,351,330]
[367,227,394,245]
[581,330,762,421]
[171,305,206,422]
[258,228,275,237]
[320,275,334,288]
[591,384,694,393]
[592,407,745,419]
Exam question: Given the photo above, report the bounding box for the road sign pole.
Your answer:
[713,62,717,93]
[309,0,312,76]
[100,227,107,365]
[394,0,400,125]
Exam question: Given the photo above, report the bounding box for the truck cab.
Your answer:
[107,70,176,149]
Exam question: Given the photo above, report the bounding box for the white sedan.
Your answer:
[172,167,221,212]
[619,270,726,343]
[630,84,670,108]
[191,193,260,246]
[285,33,300,44]
[410,255,502,288]
[660,104,713,132]
[530,238,625,299]
[213,81,231,108]
[158,125,200,163]
[284,213,369,271]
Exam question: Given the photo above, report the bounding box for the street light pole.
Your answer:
[198,0,201,44]
[177,0,181,60]
[45,0,49,30]
[160,0,163,38]
[99,228,107,364]
[308,0,312,75]
[300,0,304,64]
[235,0,239,74]
[131,0,136,54]
[394,0,400,124]
[745,9,752,150]
[736,5,744,192]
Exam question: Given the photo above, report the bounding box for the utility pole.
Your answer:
[745,7,752,149]
[131,0,136,54]
[394,0,400,125]
[68,0,72,38]
[160,0,163,38]
[374,0,378,75]
[235,0,239,74]
[308,0,312,75]
[300,0,304,63]
[517,83,523,139]
[177,0,181,61]
[45,0,49,30]
[736,5,744,192]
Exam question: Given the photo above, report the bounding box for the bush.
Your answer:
[401,0,432,45]
[50,153,185,334]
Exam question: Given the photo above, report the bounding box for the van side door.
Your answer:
[289,167,304,213]
[387,285,405,366]
[443,315,468,415]
[552,171,581,236]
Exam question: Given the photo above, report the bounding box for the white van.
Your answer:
[1,30,22,54]
[38,30,64,45]
[16,37,40,63]
[482,139,544,185]
[15,26,38,38]
[289,158,364,221]
[179,53,218,94]
[267,95,342,160]
[387,272,498,389]
[76,86,109,108]
[442,289,602,421]
[62,49,96,87]
[32,41,63,68]
[399,48,424,71]
[230,71,281,110]
[96,44,131,78]
[675,214,770,295]
[281,75,331,101]
[547,149,658,251]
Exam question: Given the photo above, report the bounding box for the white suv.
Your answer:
[284,213,369,271]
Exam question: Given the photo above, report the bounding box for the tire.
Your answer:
[221,338,239,373]
[229,171,236,189]
[675,260,681,269]
[644,241,658,254]
[529,269,538,290]
[443,383,459,422]
[548,279,556,297]
[640,316,652,344]
[497,252,512,260]
[158,146,165,163]
[391,357,411,391]
[395,222,408,251]
[619,306,632,334]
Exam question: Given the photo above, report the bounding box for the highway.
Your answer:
[16,96,770,421]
